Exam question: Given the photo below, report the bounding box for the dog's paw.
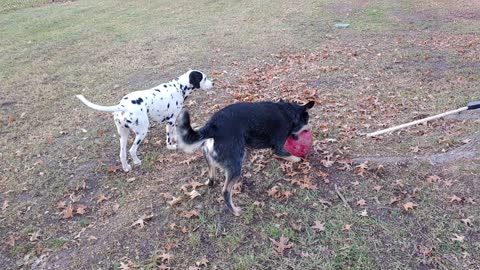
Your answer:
[204,178,216,187]
[167,144,177,150]
[133,158,142,165]
[123,164,132,172]
[232,207,243,217]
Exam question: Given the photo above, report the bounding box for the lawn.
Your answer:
[1,0,479,269]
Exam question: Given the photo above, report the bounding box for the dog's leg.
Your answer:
[114,118,131,172]
[274,145,301,163]
[166,123,177,150]
[222,166,242,216]
[129,117,149,166]
[203,148,217,186]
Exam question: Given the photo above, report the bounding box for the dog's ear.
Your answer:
[303,101,315,110]
[189,71,203,89]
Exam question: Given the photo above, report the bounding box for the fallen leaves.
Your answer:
[285,175,317,190]
[448,195,463,204]
[450,233,465,243]
[389,196,401,205]
[96,192,109,204]
[403,202,418,211]
[107,165,121,173]
[312,221,325,232]
[426,175,441,184]
[195,257,209,267]
[62,205,74,219]
[460,216,473,227]
[167,196,184,207]
[186,190,201,200]
[1,200,9,211]
[356,199,366,207]
[131,214,154,229]
[266,185,295,199]
[180,210,199,219]
[355,161,369,177]
[342,224,352,231]
[372,185,383,192]
[75,204,87,215]
[159,253,174,263]
[270,235,294,255]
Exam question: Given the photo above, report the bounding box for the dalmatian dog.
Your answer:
[76,70,214,172]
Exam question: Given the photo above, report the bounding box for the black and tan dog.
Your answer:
[176,101,314,216]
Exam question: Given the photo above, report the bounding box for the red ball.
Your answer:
[284,130,313,157]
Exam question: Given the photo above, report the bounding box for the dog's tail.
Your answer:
[76,95,126,112]
[177,110,213,153]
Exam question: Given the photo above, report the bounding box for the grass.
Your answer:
[1,0,480,269]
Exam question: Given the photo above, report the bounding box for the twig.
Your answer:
[192,224,202,232]
[334,184,351,209]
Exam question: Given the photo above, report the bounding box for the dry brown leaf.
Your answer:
[160,192,174,199]
[107,165,121,173]
[7,115,16,124]
[465,197,476,205]
[159,253,173,263]
[448,195,463,203]
[195,257,209,267]
[389,196,401,205]
[167,196,184,207]
[62,205,74,219]
[461,217,473,227]
[232,183,242,195]
[253,201,265,207]
[355,161,369,177]
[267,186,280,198]
[270,235,294,255]
[356,199,366,207]
[342,224,352,231]
[426,175,441,183]
[290,221,302,232]
[360,209,368,217]
[29,230,41,242]
[131,214,154,228]
[372,185,383,192]
[96,193,109,204]
[316,170,330,179]
[282,190,294,199]
[188,181,206,190]
[450,233,465,242]
[320,159,334,168]
[35,242,45,256]
[443,179,454,187]
[76,204,87,215]
[2,200,9,211]
[180,210,199,219]
[394,179,404,187]
[312,221,325,232]
[403,202,418,211]
[409,146,420,153]
[187,190,201,200]
[418,244,433,257]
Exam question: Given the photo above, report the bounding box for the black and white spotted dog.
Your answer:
[76,70,214,172]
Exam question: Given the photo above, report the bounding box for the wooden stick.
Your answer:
[367,107,468,137]
[334,184,351,209]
